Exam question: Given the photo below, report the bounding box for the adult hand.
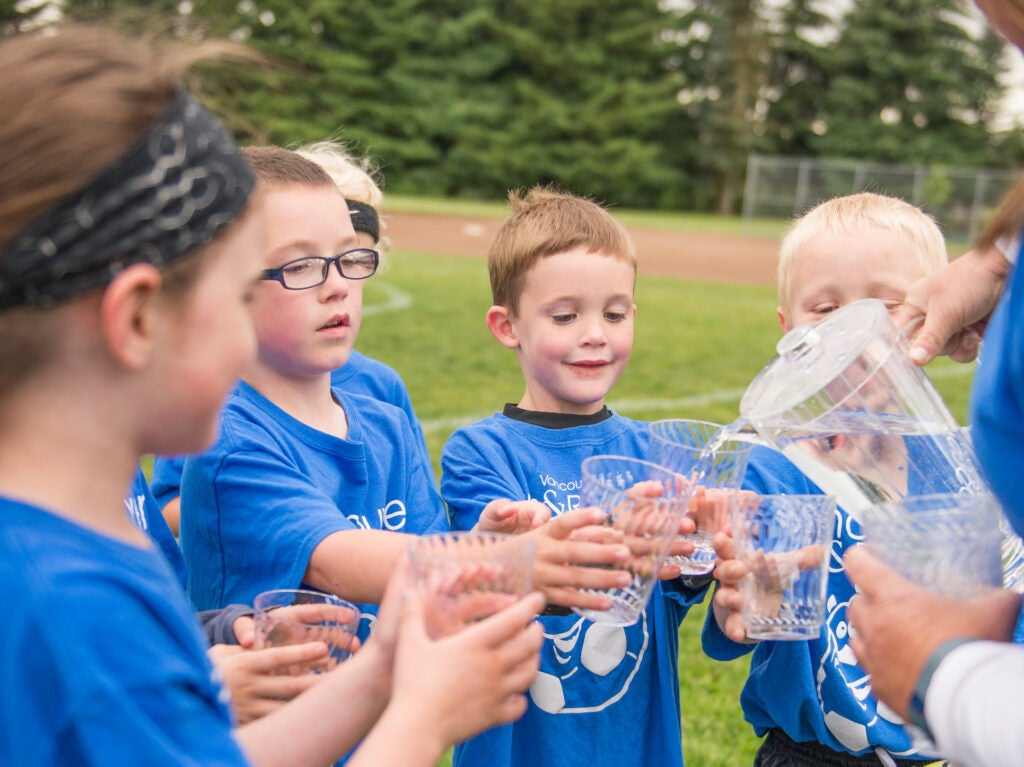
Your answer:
[894,245,1011,365]
[844,546,1021,718]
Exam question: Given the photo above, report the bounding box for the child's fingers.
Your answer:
[544,506,608,538]
[492,693,530,727]
[541,538,630,567]
[535,561,630,593]
[457,592,546,648]
[245,641,331,673]
[540,586,612,611]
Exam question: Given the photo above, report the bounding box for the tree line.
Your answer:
[3,0,1022,213]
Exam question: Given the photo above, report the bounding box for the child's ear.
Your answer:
[99,263,165,369]
[776,306,789,332]
[486,305,520,349]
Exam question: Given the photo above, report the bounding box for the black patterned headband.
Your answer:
[347,199,380,243]
[0,90,255,310]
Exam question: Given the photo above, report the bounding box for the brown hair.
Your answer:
[0,24,247,397]
[977,171,1024,252]
[488,185,637,315]
[241,145,336,190]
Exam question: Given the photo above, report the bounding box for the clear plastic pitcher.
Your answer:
[730,298,1024,591]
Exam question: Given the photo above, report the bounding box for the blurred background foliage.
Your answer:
[3,0,1023,214]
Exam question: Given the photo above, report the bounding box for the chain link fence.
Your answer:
[741,154,1020,241]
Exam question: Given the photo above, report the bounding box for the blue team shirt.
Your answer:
[441,408,702,767]
[0,497,245,766]
[972,251,1024,538]
[126,467,187,589]
[180,380,448,637]
[153,349,430,508]
[701,446,934,759]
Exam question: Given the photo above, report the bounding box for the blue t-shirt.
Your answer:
[972,255,1024,538]
[126,466,187,589]
[441,408,702,767]
[701,446,933,760]
[180,380,449,637]
[152,349,430,508]
[0,496,246,766]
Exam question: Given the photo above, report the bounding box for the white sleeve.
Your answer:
[926,640,1024,767]
[996,232,1021,265]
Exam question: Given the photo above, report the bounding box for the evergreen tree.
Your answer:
[812,0,1006,166]
[447,0,688,206]
[760,0,835,156]
[668,0,772,213]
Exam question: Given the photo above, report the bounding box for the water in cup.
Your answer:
[715,298,1024,592]
[649,419,754,575]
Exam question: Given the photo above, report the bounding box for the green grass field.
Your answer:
[355,238,975,767]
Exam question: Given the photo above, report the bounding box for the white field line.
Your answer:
[363,282,413,316]
[420,363,975,436]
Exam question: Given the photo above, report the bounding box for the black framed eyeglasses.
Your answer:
[260,248,379,290]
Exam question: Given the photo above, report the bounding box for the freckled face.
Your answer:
[507,247,636,414]
[782,226,931,332]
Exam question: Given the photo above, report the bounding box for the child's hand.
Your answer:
[474,498,551,535]
[743,545,824,618]
[657,515,697,580]
[208,642,330,723]
[710,529,754,643]
[524,506,632,610]
[383,590,546,748]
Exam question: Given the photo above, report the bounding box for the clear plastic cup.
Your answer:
[649,418,755,575]
[573,455,694,626]
[729,493,835,641]
[407,532,536,638]
[859,491,1004,754]
[860,492,1004,600]
[253,588,359,673]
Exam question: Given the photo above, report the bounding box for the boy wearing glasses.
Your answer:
[178,146,450,640]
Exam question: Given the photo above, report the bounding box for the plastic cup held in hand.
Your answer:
[649,418,755,575]
[253,588,359,673]
[573,455,694,626]
[407,532,536,639]
[859,492,1003,599]
[729,493,835,641]
[859,491,1002,755]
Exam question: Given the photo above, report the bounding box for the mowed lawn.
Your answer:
[355,237,975,767]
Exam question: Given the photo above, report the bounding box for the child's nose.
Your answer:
[579,316,607,346]
[320,261,351,297]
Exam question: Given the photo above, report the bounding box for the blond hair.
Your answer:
[488,186,636,314]
[296,139,391,262]
[295,140,384,209]
[777,192,948,313]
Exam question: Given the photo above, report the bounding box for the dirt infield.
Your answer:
[385,211,781,286]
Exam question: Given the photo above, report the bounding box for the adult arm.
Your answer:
[927,640,1024,767]
[843,546,1021,718]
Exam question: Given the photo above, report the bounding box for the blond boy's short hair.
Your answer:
[295,140,384,209]
[777,192,948,313]
[488,186,636,314]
